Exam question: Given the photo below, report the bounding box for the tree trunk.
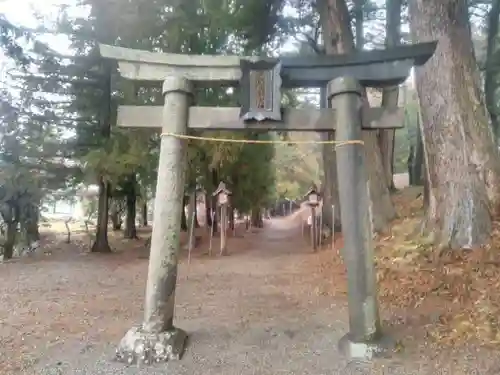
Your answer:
[229,207,235,230]
[3,220,17,260]
[194,199,199,228]
[124,174,138,239]
[378,0,402,191]
[212,202,220,231]
[422,151,430,210]
[318,0,396,232]
[109,199,122,231]
[407,144,415,185]
[319,87,342,232]
[363,132,396,231]
[25,221,40,244]
[187,191,196,248]
[91,62,113,253]
[210,169,218,233]
[251,208,263,228]
[187,192,195,230]
[411,117,424,185]
[205,192,213,228]
[317,3,343,233]
[409,0,500,248]
[485,0,500,141]
[180,195,188,231]
[320,132,342,232]
[142,200,148,227]
[24,204,40,244]
[378,105,397,191]
[353,0,363,47]
[91,177,112,253]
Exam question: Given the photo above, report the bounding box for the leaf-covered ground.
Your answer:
[1,192,500,375]
[306,186,500,348]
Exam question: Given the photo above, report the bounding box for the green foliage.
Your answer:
[0,15,32,66]
[4,0,423,239]
[54,0,280,215]
[0,31,79,253]
[82,197,98,221]
[82,128,149,184]
[228,132,276,213]
[272,136,322,200]
[231,0,287,50]
[0,162,41,222]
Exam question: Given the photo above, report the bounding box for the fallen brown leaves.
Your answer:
[311,187,500,348]
[0,222,263,375]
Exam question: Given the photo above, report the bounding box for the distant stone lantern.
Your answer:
[213,182,232,256]
[304,185,321,251]
[213,181,231,206]
[305,185,320,207]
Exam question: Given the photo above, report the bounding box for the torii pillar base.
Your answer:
[116,326,187,365]
[338,333,396,360]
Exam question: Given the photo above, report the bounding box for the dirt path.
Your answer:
[1,216,499,374]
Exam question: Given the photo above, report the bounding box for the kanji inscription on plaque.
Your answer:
[240,59,282,122]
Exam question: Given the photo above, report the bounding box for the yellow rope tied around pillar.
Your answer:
[160,132,364,148]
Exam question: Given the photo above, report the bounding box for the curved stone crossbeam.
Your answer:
[99,43,256,83]
[99,42,437,88]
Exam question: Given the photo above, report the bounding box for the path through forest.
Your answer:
[1,213,499,374]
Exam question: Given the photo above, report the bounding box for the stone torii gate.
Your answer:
[99,42,436,364]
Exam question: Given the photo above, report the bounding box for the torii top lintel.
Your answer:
[99,42,437,89]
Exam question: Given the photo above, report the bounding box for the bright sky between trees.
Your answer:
[1,0,81,57]
[0,0,413,88]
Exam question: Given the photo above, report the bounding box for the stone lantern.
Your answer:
[212,182,232,255]
[213,181,231,206]
[305,186,320,207]
[304,184,321,250]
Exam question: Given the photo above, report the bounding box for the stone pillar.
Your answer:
[115,76,192,365]
[328,77,390,360]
